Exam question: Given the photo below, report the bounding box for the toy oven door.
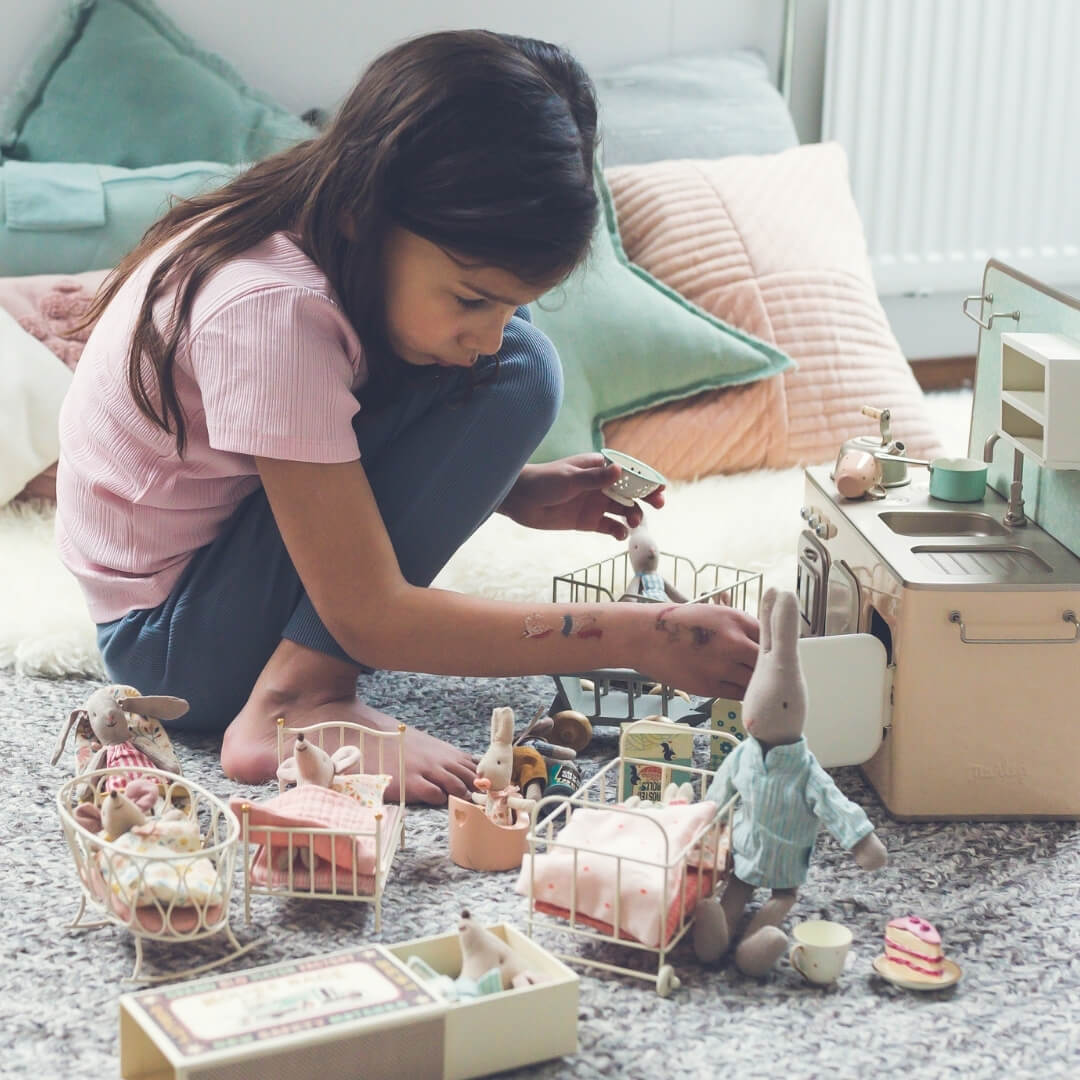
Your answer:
[796,529,829,636]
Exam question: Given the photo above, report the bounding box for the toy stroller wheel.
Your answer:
[657,965,680,997]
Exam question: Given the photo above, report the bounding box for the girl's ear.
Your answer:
[338,211,358,241]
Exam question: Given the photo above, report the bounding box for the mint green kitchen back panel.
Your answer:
[967,261,1080,559]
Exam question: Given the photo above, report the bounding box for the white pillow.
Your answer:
[0,307,73,505]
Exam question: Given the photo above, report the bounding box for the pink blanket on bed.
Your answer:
[230,787,385,874]
[515,801,722,949]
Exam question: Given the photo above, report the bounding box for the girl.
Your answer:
[57,30,759,805]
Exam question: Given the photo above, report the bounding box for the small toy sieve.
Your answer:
[601,449,666,506]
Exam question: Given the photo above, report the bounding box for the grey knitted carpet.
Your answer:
[5,668,1079,1079]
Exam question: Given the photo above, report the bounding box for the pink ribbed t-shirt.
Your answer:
[56,232,367,623]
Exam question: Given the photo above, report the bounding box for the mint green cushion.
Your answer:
[0,160,239,275]
[0,0,314,167]
[530,171,793,462]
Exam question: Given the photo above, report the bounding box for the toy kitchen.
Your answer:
[795,262,1080,821]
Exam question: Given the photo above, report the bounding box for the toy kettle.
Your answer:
[832,405,910,488]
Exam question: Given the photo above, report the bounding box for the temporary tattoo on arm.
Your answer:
[522,613,603,640]
[654,605,716,647]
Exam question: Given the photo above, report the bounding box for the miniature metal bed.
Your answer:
[57,767,256,983]
[237,718,407,932]
[550,549,763,726]
[522,719,739,996]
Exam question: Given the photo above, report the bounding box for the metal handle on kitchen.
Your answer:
[961,293,1021,330]
[948,610,1079,645]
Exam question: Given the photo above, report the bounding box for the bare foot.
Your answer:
[220,640,476,805]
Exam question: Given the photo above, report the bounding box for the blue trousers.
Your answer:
[96,311,561,732]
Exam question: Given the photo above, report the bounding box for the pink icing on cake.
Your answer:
[887,915,940,945]
[884,916,946,978]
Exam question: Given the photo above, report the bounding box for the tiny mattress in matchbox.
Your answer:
[884,915,945,980]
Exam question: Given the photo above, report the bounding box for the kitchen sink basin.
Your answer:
[879,511,1009,537]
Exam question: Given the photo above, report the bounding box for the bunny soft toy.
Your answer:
[693,588,887,976]
[472,707,536,826]
[620,524,687,604]
[52,685,188,796]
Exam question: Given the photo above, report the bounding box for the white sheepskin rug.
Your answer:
[0,391,970,678]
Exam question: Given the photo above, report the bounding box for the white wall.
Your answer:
[0,0,824,129]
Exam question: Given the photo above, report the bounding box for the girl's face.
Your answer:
[381,227,553,368]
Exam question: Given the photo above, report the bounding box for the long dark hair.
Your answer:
[85,30,599,455]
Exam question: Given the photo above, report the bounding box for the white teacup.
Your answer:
[789,920,853,986]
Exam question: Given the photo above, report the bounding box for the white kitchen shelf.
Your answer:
[999,332,1080,469]
[999,389,1045,420]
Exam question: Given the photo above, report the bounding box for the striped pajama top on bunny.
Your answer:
[103,742,158,792]
[705,735,874,890]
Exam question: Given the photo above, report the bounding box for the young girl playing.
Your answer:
[57,30,760,805]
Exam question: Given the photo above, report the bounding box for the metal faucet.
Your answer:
[982,432,1028,527]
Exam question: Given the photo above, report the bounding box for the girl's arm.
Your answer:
[257,456,758,699]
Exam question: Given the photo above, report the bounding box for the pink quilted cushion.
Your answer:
[0,270,109,502]
[603,144,943,477]
[0,270,109,369]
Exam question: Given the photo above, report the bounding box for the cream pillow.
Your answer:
[0,307,74,505]
[603,144,944,477]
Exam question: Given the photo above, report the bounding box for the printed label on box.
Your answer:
[709,699,746,773]
[130,947,438,1059]
[620,725,693,801]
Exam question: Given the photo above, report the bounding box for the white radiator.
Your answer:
[822,0,1080,296]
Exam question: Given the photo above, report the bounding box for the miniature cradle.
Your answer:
[56,767,255,982]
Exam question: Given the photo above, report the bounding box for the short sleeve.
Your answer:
[189,285,362,462]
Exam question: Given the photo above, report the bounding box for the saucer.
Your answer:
[872,954,963,991]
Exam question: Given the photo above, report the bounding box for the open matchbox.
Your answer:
[119,924,579,1080]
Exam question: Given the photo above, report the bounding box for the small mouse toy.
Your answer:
[276,732,363,788]
[457,910,543,990]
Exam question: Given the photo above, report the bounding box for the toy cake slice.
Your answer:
[883,915,945,981]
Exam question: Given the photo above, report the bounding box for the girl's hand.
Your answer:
[638,602,760,700]
[499,453,665,538]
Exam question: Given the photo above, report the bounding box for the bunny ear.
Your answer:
[758,588,778,654]
[770,590,802,661]
[51,709,85,766]
[121,695,190,722]
[491,707,515,745]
